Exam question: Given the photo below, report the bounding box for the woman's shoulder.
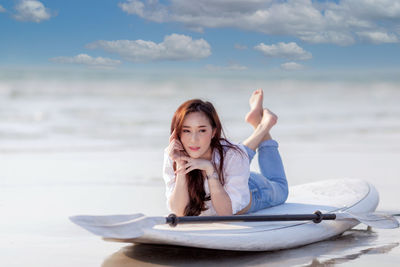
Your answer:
[217,140,250,175]
[219,139,248,160]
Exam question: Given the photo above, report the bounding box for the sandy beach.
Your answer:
[1,77,399,266]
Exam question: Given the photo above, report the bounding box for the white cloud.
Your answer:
[205,63,248,71]
[118,0,400,45]
[119,0,145,16]
[234,44,248,50]
[298,31,355,46]
[356,31,399,44]
[50,54,122,69]
[13,0,52,22]
[255,42,312,60]
[280,62,304,71]
[332,0,400,21]
[0,5,6,13]
[86,33,211,62]
[118,0,167,23]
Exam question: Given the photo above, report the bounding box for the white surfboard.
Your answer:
[72,179,380,251]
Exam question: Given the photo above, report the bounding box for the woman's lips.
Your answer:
[189,146,200,151]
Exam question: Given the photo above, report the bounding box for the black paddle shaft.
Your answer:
[166,210,336,227]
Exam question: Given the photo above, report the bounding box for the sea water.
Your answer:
[0,71,399,266]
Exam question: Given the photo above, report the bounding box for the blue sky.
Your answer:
[1,0,400,78]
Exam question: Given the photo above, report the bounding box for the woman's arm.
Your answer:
[177,157,233,216]
[165,133,191,216]
[168,162,190,216]
[207,174,233,216]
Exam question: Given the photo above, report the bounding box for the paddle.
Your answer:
[69,210,399,239]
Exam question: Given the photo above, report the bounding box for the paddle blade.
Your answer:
[70,213,145,226]
[69,214,166,239]
[337,212,399,229]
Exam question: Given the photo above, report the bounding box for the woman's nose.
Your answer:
[191,133,199,142]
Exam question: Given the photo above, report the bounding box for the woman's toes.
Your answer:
[249,89,263,110]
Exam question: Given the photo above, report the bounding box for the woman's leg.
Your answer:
[255,139,288,206]
[242,109,277,151]
[242,89,288,213]
[245,88,263,129]
[246,121,288,213]
[242,89,277,151]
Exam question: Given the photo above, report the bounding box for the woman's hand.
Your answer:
[167,129,186,163]
[175,156,215,177]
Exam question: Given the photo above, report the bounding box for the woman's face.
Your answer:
[180,112,216,159]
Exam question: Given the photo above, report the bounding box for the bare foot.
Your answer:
[241,108,278,150]
[245,89,263,128]
[259,108,278,133]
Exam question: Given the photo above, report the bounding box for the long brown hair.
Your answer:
[170,99,242,216]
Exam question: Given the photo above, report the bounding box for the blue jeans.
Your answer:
[242,139,289,213]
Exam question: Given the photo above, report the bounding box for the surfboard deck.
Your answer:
[75,179,379,251]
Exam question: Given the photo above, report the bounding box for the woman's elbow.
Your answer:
[218,212,233,216]
[169,202,186,216]
[216,208,233,216]
[170,207,185,217]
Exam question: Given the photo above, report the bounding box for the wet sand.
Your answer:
[0,178,399,266]
[103,227,400,267]
[1,144,400,266]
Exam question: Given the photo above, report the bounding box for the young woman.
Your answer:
[163,89,288,216]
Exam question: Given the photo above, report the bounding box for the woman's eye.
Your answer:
[182,130,190,133]
[200,129,207,133]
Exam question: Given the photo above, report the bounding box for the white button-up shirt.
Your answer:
[163,141,250,215]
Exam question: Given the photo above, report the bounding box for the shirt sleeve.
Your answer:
[222,145,251,214]
[162,147,176,211]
